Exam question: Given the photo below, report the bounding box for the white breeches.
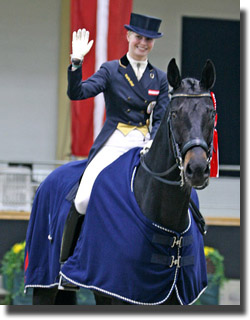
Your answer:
[74,129,150,214]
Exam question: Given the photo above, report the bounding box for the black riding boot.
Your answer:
[59,203,84,290]
[60,202,85,263]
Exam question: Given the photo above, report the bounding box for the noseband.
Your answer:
[140,92,214,187]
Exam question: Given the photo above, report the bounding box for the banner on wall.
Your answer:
[70,0,133,157]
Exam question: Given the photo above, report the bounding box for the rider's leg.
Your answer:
[59,202,85,264]
[60,130,150,264]
[74,144,125,214]
[59,144,121,264]
[59,131,126,266]
[75,130,150,214]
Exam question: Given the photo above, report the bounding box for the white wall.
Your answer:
[197,177,240,218]
[0,0,61,161]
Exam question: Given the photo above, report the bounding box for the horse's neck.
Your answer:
[134,118,191,233]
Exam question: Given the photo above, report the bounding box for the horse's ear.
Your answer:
[200,59,216,90]
[167,58,181,90]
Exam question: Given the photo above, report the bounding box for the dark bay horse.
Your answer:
[26,58,216,305]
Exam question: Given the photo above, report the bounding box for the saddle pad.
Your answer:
[61,147,207,305]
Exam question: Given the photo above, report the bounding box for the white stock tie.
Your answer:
[136,63,141,80]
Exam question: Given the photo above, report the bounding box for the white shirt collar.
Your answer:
[126,53,148,80]
[127,53,148,66]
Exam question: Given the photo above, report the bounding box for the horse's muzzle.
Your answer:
[184,147,210,189]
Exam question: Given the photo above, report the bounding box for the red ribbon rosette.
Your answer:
[210,92,219,178]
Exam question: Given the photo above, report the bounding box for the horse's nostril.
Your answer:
[186,161,209,179]
[204,165,210,176]
[186,163,192,176]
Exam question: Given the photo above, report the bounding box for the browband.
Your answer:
[171,93,212,99]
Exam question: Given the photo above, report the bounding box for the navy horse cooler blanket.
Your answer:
[25,148,207,305]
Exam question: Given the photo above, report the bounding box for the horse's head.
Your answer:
[167,59,216,189]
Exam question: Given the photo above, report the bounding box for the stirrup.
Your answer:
[58,274,79,292]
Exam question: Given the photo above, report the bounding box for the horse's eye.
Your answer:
[171,111,177,119]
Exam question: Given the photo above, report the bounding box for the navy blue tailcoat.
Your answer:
[68,54,170,163]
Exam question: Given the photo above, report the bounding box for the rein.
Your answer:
[140,157,181,186]
[140,92,214,187]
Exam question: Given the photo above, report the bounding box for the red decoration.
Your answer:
[210,92,219,178]
[24,250,29,272]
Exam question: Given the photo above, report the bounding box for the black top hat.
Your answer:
[124,13,163,39]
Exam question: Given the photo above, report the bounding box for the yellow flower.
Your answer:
[12,241,26,254]
[204,246,215,257]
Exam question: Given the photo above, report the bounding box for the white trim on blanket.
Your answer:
[24,283,59,294]
[130,166,137,192]
[59,270,179,305]
[130,164,193,236]
[188,286,208,305]
[152,210,191,235]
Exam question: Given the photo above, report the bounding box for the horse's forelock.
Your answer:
[181,78,201,93]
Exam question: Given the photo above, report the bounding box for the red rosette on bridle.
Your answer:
[210,92,219,177]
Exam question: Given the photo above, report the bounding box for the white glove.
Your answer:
[71,28,94,62]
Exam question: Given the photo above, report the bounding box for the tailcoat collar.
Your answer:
[119,54,154,71]
[118,55,156,100]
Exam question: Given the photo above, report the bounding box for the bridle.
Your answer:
[140,92,214,187]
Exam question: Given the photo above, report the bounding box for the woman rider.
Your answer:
[59,13,170,279]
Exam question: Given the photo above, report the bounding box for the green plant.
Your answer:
[1,241,26,302]
[204,246,226,287]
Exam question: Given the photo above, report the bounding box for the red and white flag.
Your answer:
[70,0,133,157]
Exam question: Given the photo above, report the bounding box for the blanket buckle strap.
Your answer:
[171,236,183,248]
[169,255,181,268]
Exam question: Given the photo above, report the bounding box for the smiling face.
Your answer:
[127,31,155,61]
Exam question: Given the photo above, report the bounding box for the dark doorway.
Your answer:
[182,17,240,166]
